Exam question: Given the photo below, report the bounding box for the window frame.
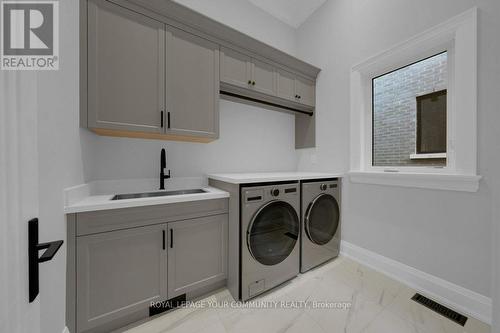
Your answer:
[349,8,480,192]
[366,46,454,174]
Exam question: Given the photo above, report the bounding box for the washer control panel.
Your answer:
[242,183,299,204]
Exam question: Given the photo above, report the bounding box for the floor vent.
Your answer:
[411,293,468,326]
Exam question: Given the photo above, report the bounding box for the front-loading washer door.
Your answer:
[305,194,340,245]
[247,200,299,266]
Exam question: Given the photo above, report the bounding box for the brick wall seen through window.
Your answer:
[372,52,447,166]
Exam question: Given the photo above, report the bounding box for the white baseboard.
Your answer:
[340,241,492,324]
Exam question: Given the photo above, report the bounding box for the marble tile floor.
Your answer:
[120,256,490,333]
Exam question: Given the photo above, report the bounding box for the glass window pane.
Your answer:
[372,52,447,167]
[417,90,447,154]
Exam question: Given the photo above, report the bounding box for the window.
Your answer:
[416,90,447,155]
[372,52,447,167]
[349,8,480,192]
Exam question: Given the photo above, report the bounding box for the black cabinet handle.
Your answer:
[28,218,63,303]
[161,111,164,128]
[248,80,252,85]
[167,112,171,129]
[162,230,165,250]
[170,229,173,248]
[252,81,256,86]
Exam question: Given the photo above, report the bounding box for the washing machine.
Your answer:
[300,179,341,273]
[240,182,300,301]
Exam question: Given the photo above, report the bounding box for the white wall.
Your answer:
[36,0,94,332]
[296,0,500,301]
[173,0,296,55]
[34,1,298,332]
[34,0,500,331]
[88,100,297,180]
[84,0,299,182]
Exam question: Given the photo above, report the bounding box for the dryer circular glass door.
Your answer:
[247,200,299,266]
[305,194,340,245]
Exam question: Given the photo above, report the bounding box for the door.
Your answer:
[76,224,167,332]
[277,69,296,101]
[166,27,219,138]
[0,71,41,332]
[304,194,340,245]
[295,77,316,107]
[167,215,227,298]
[247,201,300,266]
[251,58,276,96]
[87,0,165,133]
[220,47,252,89]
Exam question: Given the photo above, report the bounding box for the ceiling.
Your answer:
[247,0,327,28]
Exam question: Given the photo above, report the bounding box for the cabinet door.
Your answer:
[76,224,167,332]
[295,77,316,107]
[166,27,219,138]
[277,69,296,102]
[87,0,165,133]
[251,59,277,96]
[220,47,252,88]
[167,215,227,298]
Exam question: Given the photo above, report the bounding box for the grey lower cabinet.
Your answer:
[167,215,227,298]
[76,224,167,332]
[86,0,219,142]
[69,199,229,333]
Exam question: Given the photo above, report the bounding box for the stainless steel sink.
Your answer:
[111,189,207,200]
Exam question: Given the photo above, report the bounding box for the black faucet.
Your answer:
[160,148,171,190]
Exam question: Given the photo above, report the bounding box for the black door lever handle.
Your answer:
[37,240,64,263]
[29,218,63,302]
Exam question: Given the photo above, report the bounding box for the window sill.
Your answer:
[348,171,481,192]
[410,153,447,160]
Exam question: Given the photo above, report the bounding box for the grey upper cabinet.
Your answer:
[220,47,252,89]
[82,0,319,147]
[251,58,277,96]
[277,69,316,107]
[277,69,297,102]
[87,0,165,133]
[167,215,227,298]
[295,76,316,107]
[220,46,316,109]
[76,224,167,332]
[166,27,220,139]
[220,48,276,96]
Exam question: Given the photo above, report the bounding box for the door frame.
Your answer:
[0,71,41,332]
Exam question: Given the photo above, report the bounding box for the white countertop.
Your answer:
[208,172,343,184]
[64,183,229,214]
